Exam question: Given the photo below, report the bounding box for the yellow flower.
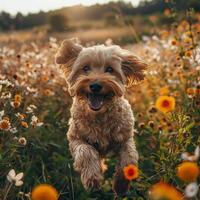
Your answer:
[123,164,139,181]
[31,184,58,200]
[177,162,199,182]
[0,119,11,131]
[149,182,184,200]
[184,37,192,44]
[155,96,175,113]
[159,86,169,95]
[14,94,22,102]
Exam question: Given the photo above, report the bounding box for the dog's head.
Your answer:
[56,38,147,112]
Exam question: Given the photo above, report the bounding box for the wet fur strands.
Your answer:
[55,38,147,196]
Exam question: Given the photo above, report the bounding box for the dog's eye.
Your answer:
[105,66,113,73]
[82,65,90,73]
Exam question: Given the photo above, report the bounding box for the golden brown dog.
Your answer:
[55,38,147,196]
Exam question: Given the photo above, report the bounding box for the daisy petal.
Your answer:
[15,172,24,181]
[8,169,16,180]
[15,180,23,187]
[7,175,12,182]
[194,146,199,160]
[185,182,199,198]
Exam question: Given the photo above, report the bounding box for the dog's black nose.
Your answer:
[90,83,102,93]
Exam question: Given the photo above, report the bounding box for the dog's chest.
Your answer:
[71,99,135,154]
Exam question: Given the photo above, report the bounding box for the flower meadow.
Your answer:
[0,9,200,200]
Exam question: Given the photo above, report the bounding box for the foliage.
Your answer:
[49,14,68,32]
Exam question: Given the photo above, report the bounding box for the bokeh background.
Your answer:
[0,0,199,200]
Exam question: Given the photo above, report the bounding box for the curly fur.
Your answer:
[55,38,147,196]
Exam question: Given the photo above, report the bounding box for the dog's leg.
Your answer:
[69,139,102,190]
[113,137,138,196]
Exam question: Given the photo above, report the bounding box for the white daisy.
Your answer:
[7,169,24,187]
[185,182,199,198]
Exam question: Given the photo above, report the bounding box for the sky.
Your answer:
[0,0,140,15]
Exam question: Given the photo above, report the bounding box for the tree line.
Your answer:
[0,0,199,31]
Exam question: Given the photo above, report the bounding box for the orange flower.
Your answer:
[149,182,184,200]
[21,121,28,128]
[177,162,199,182]
[0,119,11,131]
[155,96,175,113]
[171,39,178,46]
[14,94,22,102]
[31,184,58,200]
[185,51,192,57]
[123,164,139,180]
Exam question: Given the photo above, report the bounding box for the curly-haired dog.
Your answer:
[55,38,147,196]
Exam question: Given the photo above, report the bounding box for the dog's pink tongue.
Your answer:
[88,94,103,111]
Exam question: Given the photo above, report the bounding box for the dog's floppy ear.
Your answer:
[55,38,82,67]
[119,49,147,87]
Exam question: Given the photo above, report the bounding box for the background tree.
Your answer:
[49,14,68,32]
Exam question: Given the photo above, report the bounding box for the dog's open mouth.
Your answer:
[87,93,114,111]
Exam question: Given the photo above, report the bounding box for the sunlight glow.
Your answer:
[0,0,140,15]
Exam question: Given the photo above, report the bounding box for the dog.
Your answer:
[55,38,147,196]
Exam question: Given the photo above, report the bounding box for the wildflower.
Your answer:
[186,88,195,97]
[139,122,145,129]
[149,182,184,200]
[7,169,24,186]
[123,164,139,180]
[185,51,192,57]
[41,75,49,82]
[181,146,200,162]
[1,92,12,99]
[18,137,27,145]
[177,162,199,182]
[26,104,37,113]
[31,115,43,127]
[148,106,157,113]
[171,39,178,46]
[184,37,192,44]
[184,182,199,198]
[44,89,54,96]
[155,96,175,113]
[14,94,22,102]
[21,121,28,128]
[148,121,154,128]
[0,119,11,131]
[10,127,18,133]
[10,101,21,108]
[159,86,169,95]
[16,113,26,120]
[31,184,58,200]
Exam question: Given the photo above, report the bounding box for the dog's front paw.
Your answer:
[113,169,130,197]
[81,170,102,191]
